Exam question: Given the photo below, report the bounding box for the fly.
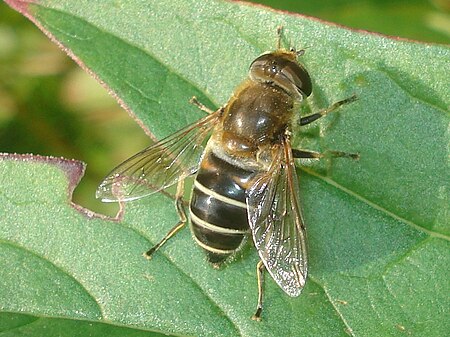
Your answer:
[97,27,358,320]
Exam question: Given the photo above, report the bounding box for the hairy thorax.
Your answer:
[218,81,294,160]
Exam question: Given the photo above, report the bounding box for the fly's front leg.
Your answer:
[143,178,187,259]
[251,260,265,321]
[300,94,357,126]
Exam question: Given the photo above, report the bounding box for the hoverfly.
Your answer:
[97,27,357,320]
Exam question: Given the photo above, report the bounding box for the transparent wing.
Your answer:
[97,111,221,202]
[246,138,307,297]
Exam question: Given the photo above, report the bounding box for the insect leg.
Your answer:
[276,25,283,49]
[251,260,265,321]
[189,96,216,115]
[143,178,187,259]
[292,149,359,160]
[299,94,357,126]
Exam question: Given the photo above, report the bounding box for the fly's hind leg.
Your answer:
[252,260,265,321]
[300,94,357,126]
[143,178,187,259]
[190,96,216,115]
[292,149,359,160]
[190,97,225,119]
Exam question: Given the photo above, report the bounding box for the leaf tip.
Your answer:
[4,0,39,16]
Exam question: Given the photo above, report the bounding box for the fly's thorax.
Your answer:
[221,81,294,154]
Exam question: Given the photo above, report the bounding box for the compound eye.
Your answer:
[249,54,280,80]
[281,65,312,97]
[270,62,279,74]
[297,67,312,97]
[249,53,312,98]
[250,54,272,69]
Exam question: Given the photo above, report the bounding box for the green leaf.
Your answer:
[247,0,450,44]
[2,0,449,336]
[0,312,168,337]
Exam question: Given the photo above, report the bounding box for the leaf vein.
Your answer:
[317,279,356,336]
[0,240,104,319]
[300,168,449,241]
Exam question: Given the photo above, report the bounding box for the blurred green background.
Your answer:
[0,0,449,216]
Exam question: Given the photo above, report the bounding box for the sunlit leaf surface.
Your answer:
[1,0,449,336]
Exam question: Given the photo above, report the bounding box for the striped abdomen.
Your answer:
[189,148,254,264]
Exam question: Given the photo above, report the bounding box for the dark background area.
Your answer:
[0,0,448,216]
